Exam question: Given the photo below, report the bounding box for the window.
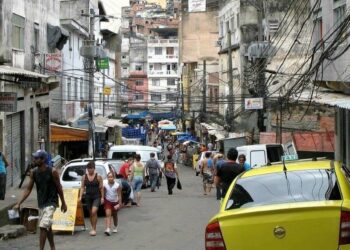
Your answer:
[154,64,162,70]
[12,14,25,50]
[134,94,144,101]
[67,78,71,99]
[219,21,224,37]
[313,8,323,44]
[135,65,143,71]
[250,150,266,167]
[99,93,102,108]
[74,78,78,99]
[155,47,162,55]
[151,93,161,101]
[80,78,84,99]
[166,94,176,101]
[135,80,143,86]
[166,47,174,55]
[334,4,346,26]
[152,79,160,86]
[34,23,39,52]
[225,169,340,210]
[167,78,176,86]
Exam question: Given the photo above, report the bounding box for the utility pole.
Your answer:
[102,69,105,116]
[226,22,234,131]
[181,79,186,132]
[201,60,206,122]
[88,9,95,106]
[256,1,267,133]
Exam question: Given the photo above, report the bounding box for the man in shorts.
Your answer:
[14,150,67,250]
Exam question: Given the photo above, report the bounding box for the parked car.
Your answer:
[205,159,348,250]
[108,145,164,188]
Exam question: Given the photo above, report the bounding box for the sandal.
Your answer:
[89,230,96,236]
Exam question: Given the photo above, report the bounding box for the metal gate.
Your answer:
[6,112,24,187]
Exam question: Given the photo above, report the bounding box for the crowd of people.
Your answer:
[8,125,252,249]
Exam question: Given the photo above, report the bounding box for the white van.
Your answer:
[107,145,163,173]
[237,142,297,168]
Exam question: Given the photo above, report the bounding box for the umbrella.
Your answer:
[159,124,177,131]
[158,120,173,126]
[183,140,199,146]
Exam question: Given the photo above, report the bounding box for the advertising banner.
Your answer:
[188,0,206,12]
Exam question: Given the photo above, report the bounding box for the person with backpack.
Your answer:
[163,154,179,195]
[145,152,162,192]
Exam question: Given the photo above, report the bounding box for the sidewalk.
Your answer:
[0,178,37,227]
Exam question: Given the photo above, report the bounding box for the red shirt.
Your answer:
[119,162,130,180]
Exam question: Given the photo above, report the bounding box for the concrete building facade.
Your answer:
[0,0,62,187]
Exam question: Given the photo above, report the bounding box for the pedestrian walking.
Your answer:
[213,151,225,200]
[145,152,162,192]
[163,155,179,195]
[104,172,122,236]
[201,152,214,195]
[79,161,104,236]
[0,152,9,200]
[13,150,67,250]
[238,154,251,171]
[214,148,245,199]
[130,154,144,206]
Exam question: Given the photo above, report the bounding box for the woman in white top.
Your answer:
[104,172,122,236]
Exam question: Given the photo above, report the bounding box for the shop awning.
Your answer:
[0,65,48,78]
[51,124,88,142]
[105,119,127,128]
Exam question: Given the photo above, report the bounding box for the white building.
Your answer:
[147,38,179,110]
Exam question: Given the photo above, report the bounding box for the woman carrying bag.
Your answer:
[163,155,180,195]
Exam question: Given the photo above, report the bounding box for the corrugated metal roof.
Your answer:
[0,65,48,78]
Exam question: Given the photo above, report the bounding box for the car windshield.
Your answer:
[62,165,107,181]
[225,169,341,210]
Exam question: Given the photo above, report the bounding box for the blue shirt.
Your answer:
[207,158,213,169]
[243,162,251,171]
[0,155,6,174]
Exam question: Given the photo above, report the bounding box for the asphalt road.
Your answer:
[2,164,219,250]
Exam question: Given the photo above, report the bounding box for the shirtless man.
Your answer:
[200,152,213,195]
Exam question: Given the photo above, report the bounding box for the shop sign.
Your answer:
[45,53,62,73]
[188,0,206,12]
[245,98,264,110]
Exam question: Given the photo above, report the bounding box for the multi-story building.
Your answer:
[119,1,180,113]
[307,0,350,168]
[128,35,148,111]
[147,38,179,111]
[179,0,220,128]
[0,0,62,186]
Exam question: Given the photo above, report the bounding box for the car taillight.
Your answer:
[339,211,350,245]
[205,221,226,250]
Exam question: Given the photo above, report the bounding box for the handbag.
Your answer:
[176,178,182,190]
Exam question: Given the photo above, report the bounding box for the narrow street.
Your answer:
[2,165,219,250]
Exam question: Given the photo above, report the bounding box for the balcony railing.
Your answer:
[148,55,179,60]
[148,39,179,46]
[148,70,178,76]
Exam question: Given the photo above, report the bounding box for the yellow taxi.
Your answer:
[205,160,350,250]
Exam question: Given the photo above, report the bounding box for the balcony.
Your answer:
[148,54,179,63]
[129,70,147,77]
[148,70,178,78]
[148,39,179,47]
